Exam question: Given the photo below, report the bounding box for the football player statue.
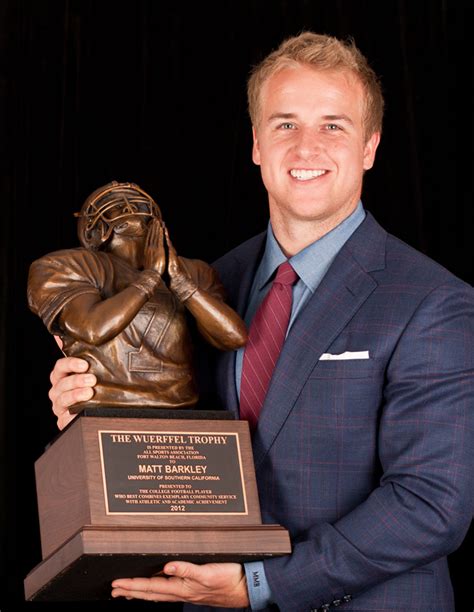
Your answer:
[27,181,247,412]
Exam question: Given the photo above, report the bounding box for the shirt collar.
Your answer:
[256,201,366,292]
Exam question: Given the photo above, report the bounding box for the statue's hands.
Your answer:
[165,226,197,302]
[144,218,166,275]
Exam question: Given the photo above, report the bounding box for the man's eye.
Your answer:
[325,124,341,131]
[279,122,296,130]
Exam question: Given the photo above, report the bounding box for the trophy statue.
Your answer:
[24,182,290,601]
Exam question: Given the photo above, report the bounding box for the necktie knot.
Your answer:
[274,261,298,286]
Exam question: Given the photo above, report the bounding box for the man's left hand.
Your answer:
[111,561,249,607]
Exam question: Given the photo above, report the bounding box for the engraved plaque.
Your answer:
[99,430,247,514]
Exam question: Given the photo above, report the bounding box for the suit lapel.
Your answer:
[252,213,387,468]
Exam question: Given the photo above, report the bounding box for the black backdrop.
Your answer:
[1,1,472,610]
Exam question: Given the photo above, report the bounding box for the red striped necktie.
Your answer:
[240,261,299,432]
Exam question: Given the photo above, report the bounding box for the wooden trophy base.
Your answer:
[24,411,291,601]
[24,524,289,601]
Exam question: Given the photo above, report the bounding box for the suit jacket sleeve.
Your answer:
[263,280,474,611]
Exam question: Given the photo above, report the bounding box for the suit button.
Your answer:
[332,600,342,607]
[342,595,352,602]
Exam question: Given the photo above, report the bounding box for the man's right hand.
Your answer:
[49,356,96,430]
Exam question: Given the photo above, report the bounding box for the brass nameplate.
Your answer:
[99,430,248,515]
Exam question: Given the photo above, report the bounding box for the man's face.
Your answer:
[252,64,380,236]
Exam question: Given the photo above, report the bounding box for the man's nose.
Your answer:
[294,127,323,159]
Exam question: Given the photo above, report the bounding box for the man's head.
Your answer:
[247,32,383,253]
[247,31,384,142]
[76,181,162,250]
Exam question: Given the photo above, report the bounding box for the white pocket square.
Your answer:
[319,350,370,361]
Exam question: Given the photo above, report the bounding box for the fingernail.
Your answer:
[77,361,88,371]
[84,375,96,385]
[166,565,177,574]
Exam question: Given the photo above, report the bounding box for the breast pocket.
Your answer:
[305,357,386,421]
[310,358,382,379]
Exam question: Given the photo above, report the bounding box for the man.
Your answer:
[48,33,474,611]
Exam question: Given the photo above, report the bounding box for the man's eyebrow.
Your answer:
[266,112,355,125]
[267,112,297,123]
[323,114,354,125]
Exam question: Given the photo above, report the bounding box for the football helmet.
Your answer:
[75,181,162,249]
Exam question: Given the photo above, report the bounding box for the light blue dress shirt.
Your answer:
[241,202,366,610]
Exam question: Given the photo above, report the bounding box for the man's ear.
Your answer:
[363,131,381,170]
[252,126,261,166]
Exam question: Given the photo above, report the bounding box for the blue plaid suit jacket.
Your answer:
[190,212,474,612]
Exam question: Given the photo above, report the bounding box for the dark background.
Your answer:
[1,1,472,610]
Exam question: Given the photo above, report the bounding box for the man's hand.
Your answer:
[49,337,96,429]
[111,561,249,607]
[144,218,166,275]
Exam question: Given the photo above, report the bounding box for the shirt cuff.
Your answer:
[244,561,273,610]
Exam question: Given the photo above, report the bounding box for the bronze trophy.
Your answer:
[24,182,290,601]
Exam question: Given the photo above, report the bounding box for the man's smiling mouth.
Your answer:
[290,169,327,181]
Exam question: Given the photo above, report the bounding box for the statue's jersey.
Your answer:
[28,248,226,409]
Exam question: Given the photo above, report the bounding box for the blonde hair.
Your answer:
[247,32,384,140]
